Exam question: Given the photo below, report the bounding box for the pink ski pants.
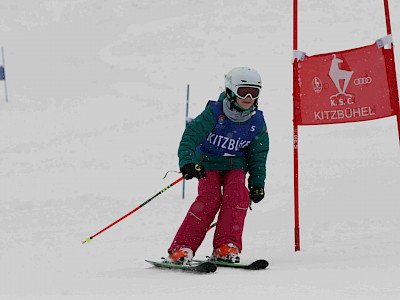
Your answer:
[168,169,250,255]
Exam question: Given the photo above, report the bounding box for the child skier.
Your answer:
[166,67,269,265]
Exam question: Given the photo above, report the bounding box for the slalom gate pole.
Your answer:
[383,0,400,147]
[1,47,8,102]
[82,177,184,244]
[183,84,190,199]
[293,0,301,252]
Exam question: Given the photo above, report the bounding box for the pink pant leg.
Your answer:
[168,170,221,255]
[213,169,249,252]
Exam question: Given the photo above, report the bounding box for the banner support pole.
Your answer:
[293,0,300,252]
[383,0,392,35]
[383,0,400,147]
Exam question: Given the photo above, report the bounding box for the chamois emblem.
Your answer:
[329,54,354,94]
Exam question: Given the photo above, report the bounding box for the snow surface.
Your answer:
[1,0,400,299]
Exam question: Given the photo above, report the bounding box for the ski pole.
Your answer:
[82,176,184,244]
[207,222,216,232]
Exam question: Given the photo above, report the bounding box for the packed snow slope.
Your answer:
[1,1,400,299]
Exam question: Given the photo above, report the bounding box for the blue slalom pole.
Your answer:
[182,84,190,199]
[1,47,8,102]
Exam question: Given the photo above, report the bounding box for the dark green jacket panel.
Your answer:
[247,122,269,188]
[178,105,215,169]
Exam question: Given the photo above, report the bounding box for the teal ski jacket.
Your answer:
[178,93,269,188]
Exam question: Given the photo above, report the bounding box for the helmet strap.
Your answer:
[226,89,235,101]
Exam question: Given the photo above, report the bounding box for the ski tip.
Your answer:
[202,261,217,273]
[249,259,269,270]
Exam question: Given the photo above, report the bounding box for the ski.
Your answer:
[193,259,268,270]
[145,260,217,273]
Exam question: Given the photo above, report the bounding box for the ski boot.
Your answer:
[164,248,193,265]
[210,243,240,263]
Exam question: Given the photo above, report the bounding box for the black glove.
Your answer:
[180,163,206,180]
[249,186,265,203]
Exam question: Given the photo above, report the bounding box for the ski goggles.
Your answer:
[235,85,261,100]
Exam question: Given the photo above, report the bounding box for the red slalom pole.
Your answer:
[293,0,301,252]
[383,0,392,35]
[82,177,184,244]
[383,0,400,147]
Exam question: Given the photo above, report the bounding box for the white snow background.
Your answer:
[1,0,400,299]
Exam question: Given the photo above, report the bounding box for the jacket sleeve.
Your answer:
[247,121,269,188]
[178,105,215,169]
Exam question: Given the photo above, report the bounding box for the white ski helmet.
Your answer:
[224,67,262,111]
